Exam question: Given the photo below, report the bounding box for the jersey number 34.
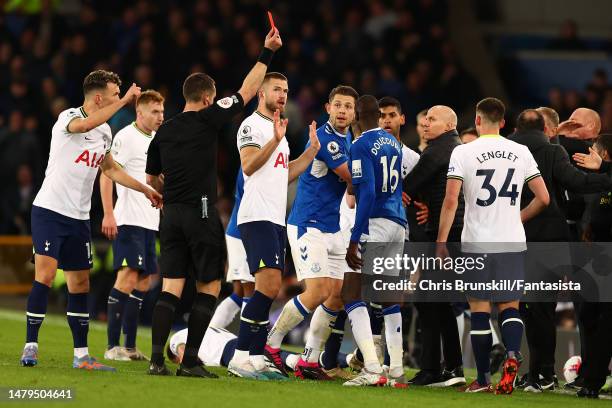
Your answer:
[476,168,518,207]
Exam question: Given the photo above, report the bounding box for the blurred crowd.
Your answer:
[0,0,486,235]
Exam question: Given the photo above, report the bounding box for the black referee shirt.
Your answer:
[146,93,244,205]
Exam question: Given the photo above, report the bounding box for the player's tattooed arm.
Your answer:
[520,176,550,223]
[101,153,162,208]
[68,84,141,133]
[238,28,282,104]
[288,121,321,182]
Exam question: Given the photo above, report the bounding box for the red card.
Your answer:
[267,11,275,29]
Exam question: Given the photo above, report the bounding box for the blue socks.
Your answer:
[123,289,145,349]
[237,290,273,355]
[26,281,49,343]
[322,310,347,369]
[107,288,129,348]
[67,293,89,348]
[470,312,492,385]
[499,308,523,359]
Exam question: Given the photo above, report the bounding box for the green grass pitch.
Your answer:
[0,309,605,407]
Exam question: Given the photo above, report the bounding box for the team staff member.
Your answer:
[145,27,283,378]
[403,105,464,387]
[509,110,612,392]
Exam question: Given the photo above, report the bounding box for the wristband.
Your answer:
[257,47,274,66]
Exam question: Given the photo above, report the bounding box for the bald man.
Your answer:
[402,105,465,387]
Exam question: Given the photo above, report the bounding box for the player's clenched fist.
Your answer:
[122,83,142,104]
[264,27,282,51]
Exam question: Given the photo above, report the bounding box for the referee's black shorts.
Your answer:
[159,203,226,283]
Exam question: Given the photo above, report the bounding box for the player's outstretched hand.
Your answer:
[101,213,118,240]
[273,109,288,142]
[264,27,282,51]
[346,241,363,270]
[414,200,429,225]
[573,147,602,170]
[308,121,321,152]
[122,83,142,105]
[557,119,582,138]
[144,187,163,209]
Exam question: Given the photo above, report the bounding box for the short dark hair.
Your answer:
[416,109,427,121]
[378,96,402,114]
[83,70,121,95]
[594,133,612,158]
[182,73,215,102]
[460,127,478,137]
[263,72,288,84]
[516,109,545,132]
[476,97,505,124]
[356,95,380,123]
[328,85,359,103]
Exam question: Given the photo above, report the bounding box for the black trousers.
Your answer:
[414,227,463,372]
[578,302,612,390]
[520,302,556,380]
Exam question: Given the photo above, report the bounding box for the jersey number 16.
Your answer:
[380,156,399,193]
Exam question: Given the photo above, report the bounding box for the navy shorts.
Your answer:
[238,221,286,275]
[31,205,92,271]
[112,225,158,275]
[462,251,525,303]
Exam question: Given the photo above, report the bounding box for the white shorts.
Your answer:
[287,224,346,281]
[360,218,406,276]
[225,235,254,283]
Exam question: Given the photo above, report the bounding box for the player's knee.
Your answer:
[136,276,151,292]
[66,273,90,292]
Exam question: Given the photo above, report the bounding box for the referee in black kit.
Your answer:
[145,27,282,378]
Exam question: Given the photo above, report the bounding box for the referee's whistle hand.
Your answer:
[264,27,282,51]
[144,188,163,209]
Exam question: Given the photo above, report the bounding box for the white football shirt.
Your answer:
[401,144,419,178]
[111,122,160,231]
[447,135,541,252]
[169,327,236,367]
[34,107,112,220]
[237,111,290,226]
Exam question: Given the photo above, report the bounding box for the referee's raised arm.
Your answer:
[238,28,283,105]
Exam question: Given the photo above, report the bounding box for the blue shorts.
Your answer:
[31,205,92,271]
[238,221,286,275]
[112,225,158,275]
[463,252,525,303]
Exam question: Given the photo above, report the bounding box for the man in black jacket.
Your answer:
[508,109,612,392]
[404,105,465,386]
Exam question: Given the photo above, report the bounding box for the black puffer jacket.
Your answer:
[403,129,464,233]
[508,130,612,241]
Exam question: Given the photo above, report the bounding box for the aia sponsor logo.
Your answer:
[274,152,288,169]
[75,150,105,168]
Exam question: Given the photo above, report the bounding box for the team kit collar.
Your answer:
[361,127,383,136]
[255,110,274,122]
[325,121,349,137]
[480,134,502,138]
[132,121,152,137]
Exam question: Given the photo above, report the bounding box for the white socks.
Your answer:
[347,302,382,374]
[267,296,310,349]
[302,305,338,363]
[74,347,89,359]
[209,293,242,329]
[383,305,403,377]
